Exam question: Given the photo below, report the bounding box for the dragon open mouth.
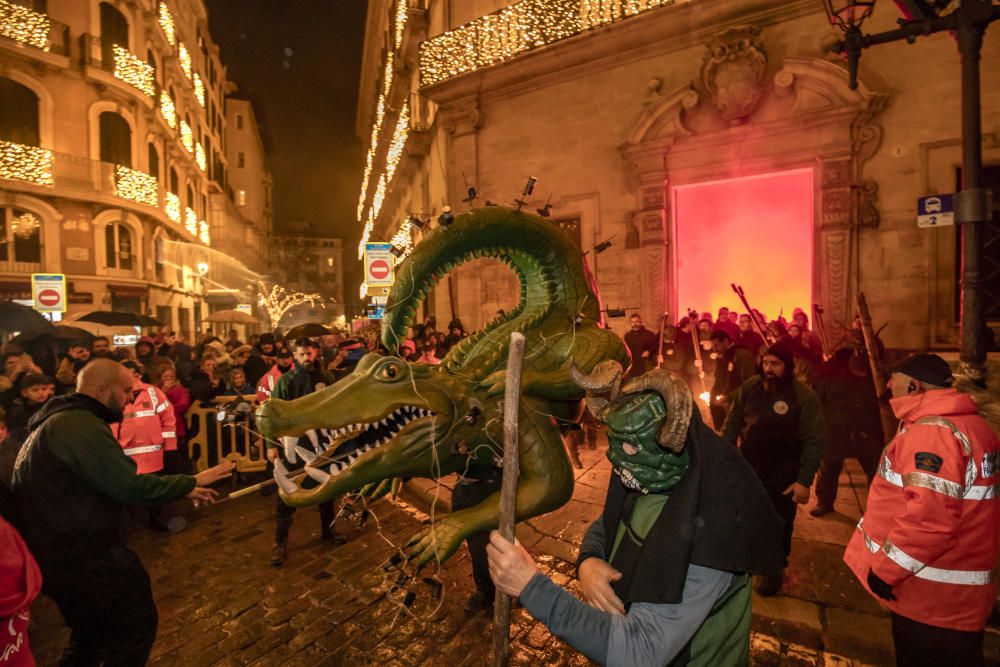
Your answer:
[272,405,437,491]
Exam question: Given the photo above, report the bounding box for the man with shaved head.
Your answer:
[11,358,233,665]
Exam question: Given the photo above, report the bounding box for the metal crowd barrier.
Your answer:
[186,396,268,474]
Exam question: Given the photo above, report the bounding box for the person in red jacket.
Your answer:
[844,353,1000,667]
[114,361,182,532]
[255,347,294,403]
[154,365,191,472]
[0,514,41,667]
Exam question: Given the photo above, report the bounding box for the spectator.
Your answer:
[91,336,113,359]
[187,354,225,402]
[203,339,233,377]
[134,336,157,369]
[417,341,441,365]
[708,325,756,431]
[244,333,277,388]
[443,319,467,350]
[160,332,196,383]
[54,341,91,392]
[230,345,254,373]
[153,364,191,472]
[224,329,243,352]
[114,361,182,533]
[256,347,295,402]
[624,314,658,379]
[0,354,41,411]
[225,368,254,398]
[397,340,419,362]
[6,374,55,438]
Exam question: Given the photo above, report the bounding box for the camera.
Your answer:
[216,398,254,424]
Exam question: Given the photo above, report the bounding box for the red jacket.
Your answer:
[0,516,41,666]
[162,384,191,441]
[256,364,286,403]
[113,382,177,475]
[844,388,1000,631]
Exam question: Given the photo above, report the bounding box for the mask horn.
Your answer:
[620,370,692,453]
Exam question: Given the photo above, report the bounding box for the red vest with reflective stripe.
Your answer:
[113,382,177,475]
[844,388,1000,631]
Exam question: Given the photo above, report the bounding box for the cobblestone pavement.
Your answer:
[27,441,1000,666]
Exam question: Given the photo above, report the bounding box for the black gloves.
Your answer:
[867,568,896,601]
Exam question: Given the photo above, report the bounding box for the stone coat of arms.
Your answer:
[701,25,767,123]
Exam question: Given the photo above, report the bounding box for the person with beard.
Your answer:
[266,339,340,566]
[736,314,765,360]
[244,333,278,389]
[55,342,91,393]
[91,336,112,359]
[624,314,659,380]
[722,342,825,596]
[810,347,884,517]
[10,359,232,665]
[255,347,294,403]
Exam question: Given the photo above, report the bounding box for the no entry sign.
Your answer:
[364,243,394,287]
[31,273,66,313]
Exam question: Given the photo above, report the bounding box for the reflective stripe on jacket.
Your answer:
[844,388,1000,631]
[113,383,177,475]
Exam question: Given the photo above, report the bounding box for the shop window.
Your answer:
[105,222,133,270]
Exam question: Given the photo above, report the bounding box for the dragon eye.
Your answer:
[378,362,402,381]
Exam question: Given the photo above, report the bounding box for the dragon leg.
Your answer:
[406,399,574,565]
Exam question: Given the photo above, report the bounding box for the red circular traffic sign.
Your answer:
[38,289,61,307]
[369,259,390,280]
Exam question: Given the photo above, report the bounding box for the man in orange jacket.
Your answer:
[844,353,1000,667]
[115,361,182,532]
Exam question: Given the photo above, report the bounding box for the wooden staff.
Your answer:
[813,303,832,359]
[492,332,526,667]
[656,311,668,369]
[856,292,896,442]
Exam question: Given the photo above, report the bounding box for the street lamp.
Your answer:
[824,0,1000,384]
[196,261,209,276]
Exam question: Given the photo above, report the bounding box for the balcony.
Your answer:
[0,140,206,245]
[419,0,676,87]
[0,0,69,56]
[80,34,156,99]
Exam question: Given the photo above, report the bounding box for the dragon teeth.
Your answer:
[294,446,317,464]
[305,466,330,483]
[273,460,298,494]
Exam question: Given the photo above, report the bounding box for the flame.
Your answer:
[699,391,711,405]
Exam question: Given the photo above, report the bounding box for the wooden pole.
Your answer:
[856,292,896,442]
[492,332,526,667]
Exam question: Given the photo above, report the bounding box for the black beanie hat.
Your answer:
[890,353,954,387]
[762,341,795,376]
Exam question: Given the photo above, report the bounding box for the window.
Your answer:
[154,236,164,281]
[236,114,243,130]
[147,143,159,178]
[147,49,158,81]
[0,208,42,264]
[237,189,246,206]
[0,78,40,145]
[186,183,195,210]
[99,2,129,67]
[99,111,131,167]
[104,222,133,270]
[169,167,179,194]
[237,151,245,168]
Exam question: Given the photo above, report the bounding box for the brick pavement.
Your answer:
[27,439,1000,666]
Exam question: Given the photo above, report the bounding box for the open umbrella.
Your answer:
[77,311,161,327]
[283,323,333,339]
[9,325,95,351]
[0,301,55,334]
[204,309,260,325]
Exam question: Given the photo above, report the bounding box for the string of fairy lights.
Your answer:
[112,44,156,96]
[0,0,50,51]
[158,2,176,46]
[114,165,159,208]
[0,141,54,186]
[418,0,676,87]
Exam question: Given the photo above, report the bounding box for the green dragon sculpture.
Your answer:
[256,207,628,565]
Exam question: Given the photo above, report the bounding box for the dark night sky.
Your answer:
[205,0,367,247]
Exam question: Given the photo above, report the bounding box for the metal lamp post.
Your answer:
[823,0,1000,383]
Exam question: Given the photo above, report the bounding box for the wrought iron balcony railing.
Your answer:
[0,0,69,56]
[419,0,677,87]
[80,34,156,97]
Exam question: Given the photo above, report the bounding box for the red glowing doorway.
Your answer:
[672,168,814,321]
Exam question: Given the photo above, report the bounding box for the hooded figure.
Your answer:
[486,364,784,666]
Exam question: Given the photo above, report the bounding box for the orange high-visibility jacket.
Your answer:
[114,382,177,474]
[844,388,1000,631]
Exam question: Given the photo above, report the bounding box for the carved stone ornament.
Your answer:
[700,25,767,123]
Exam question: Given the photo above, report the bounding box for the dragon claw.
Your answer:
[405,518,466,567]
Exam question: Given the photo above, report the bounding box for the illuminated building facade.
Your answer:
[272,229,345,324]
[0,0,269,338]
[356,0,1000,349]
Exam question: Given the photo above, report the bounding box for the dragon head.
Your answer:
[256,354,495,506]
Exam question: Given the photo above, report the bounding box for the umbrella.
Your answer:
[283,323,333,339]
[204,309,260,325]
[77,311,161,327]
[9,325,95,349]
[0,301,55,334]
